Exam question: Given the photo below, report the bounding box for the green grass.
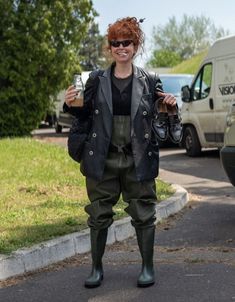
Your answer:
[0,138,173,254]
[171,50,208,74]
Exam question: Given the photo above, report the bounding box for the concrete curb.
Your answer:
[0,184,188,281]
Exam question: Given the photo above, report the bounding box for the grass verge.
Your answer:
[0,137,174,254]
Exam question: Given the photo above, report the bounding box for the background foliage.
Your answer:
[148,14,229,68]
[0,0,95,137]
[79,22,107,71]
[170,50,208,74]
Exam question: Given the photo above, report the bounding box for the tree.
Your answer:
[79,22,106,71]
[0,0,96,137]
[148,14,229,68]
[147,50,181,68]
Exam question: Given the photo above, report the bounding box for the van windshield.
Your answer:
[160,75,193,96]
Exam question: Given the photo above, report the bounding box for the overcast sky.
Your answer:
[93,0,235,66]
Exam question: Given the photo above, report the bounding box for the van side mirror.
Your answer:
[181,85,191,103]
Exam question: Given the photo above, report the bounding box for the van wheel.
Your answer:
[55,122,62,133]
[184,126,201,157]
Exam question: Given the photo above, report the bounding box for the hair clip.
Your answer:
[139,18,146,23]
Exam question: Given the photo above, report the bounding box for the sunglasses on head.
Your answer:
[109,40,133,48]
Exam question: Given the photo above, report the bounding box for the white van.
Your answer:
[181,35,235,156]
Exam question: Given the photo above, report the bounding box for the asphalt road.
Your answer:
[0,134,234,302]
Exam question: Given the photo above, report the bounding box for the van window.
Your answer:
[192,63,212,100]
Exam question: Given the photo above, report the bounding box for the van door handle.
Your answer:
[209,98,214,110]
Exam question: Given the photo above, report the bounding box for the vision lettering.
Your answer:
[219,84,235,95]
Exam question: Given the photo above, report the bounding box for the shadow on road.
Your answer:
[159,148,230,183]
[156,201,235,249]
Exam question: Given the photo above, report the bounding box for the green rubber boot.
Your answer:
[135,227,155,287]
[84,228,108,288]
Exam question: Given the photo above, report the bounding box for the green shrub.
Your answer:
[0,0,95,137]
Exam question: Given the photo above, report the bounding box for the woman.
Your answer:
[64,17,177,288]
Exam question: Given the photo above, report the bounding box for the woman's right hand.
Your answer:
[65,85,77,107]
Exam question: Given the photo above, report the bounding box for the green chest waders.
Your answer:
[85,116,156,288]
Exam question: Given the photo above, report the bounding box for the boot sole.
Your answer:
[137,281,155,288]
[84,281,101,288]
[84,275,103,288]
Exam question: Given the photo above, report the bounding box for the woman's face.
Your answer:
[109,37,137,64]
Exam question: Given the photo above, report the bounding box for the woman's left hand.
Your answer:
[156,91,176,107]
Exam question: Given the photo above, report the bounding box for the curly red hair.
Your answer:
[107,17,144,52]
